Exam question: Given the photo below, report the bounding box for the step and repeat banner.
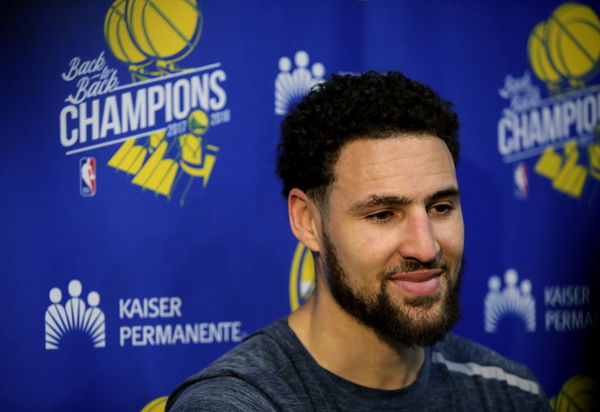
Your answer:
[1,1,599,410]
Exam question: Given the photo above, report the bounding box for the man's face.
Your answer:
[318,135,464,347]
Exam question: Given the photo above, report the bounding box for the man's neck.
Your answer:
[287,287,425,390]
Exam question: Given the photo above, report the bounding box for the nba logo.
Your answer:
[514,162,528,198]
[80,157,96,197]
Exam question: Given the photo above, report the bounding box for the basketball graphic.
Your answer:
[528,2,600,88]
[527,22,562,87]
[545,3,600,83]
[551,375,597,411]
[104,0,220,205]
[126,0,203,62]
[104,0,148,65]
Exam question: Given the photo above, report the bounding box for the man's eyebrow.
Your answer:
[348,186,460,212]
[349,194,413,212]
[424,186,461,204]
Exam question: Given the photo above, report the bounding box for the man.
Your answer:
[167,71,550,411]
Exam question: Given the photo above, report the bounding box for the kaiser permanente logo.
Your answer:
[45,280,106,349]
[275,50,325,115]
[59,0,231,206]
[484,269,598,333]
[484,269,536,333]
[45,280,243,349]
[497,2,600,201]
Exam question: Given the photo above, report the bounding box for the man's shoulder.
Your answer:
[431,332,547,402]
[166,318,300,411]
[433,332,534,376]
[194,318,293,378]
[165,376,278,412]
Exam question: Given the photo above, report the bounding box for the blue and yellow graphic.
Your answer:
[528,2,600,91]
[534,138,600,198]
[108,109,219,204]
[496,2,600,201]
[104,0,224,205]
[105,0,202,80]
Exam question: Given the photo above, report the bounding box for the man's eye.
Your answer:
[430,203,454,215]
[366,211,394,222]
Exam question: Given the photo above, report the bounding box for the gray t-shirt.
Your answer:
[167,319,551,411]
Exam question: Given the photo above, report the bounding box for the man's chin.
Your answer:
[375,287,459,347]
[385,311,455,347]
[405,304,445,323]
[402,292,443,309]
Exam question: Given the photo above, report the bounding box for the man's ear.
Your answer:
[288,188,322,252]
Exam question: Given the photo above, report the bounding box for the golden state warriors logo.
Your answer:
[58,0,231,206]
[188,109,209,136]
[497,2,600,202]
[289,243,316,310]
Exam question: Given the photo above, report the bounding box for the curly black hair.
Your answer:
[276,71,460,206]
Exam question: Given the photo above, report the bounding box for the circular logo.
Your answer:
[289,242,316,311]
[187,109,210,136]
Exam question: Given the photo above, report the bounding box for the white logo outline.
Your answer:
[275,50,325,115]
[484,269,536,333]
[45,279,106,349]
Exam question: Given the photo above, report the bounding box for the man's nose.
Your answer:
[397,208,441,264]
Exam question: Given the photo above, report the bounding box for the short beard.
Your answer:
[322,230,463,348]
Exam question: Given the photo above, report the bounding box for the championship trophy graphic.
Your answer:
[526,2,600,200]
[104,0,219,206]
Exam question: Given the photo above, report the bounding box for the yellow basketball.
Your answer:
[551,375,597,411]
[126,0,203,62]
[545,2,600,82]
[528,22,562,84]
[104,0,148,64]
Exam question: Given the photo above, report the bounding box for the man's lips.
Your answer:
[388,269,443,296]
[389,269,443,282]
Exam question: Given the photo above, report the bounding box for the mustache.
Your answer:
[380,259,449,280]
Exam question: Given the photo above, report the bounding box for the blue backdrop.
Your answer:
[1,1,599,410]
